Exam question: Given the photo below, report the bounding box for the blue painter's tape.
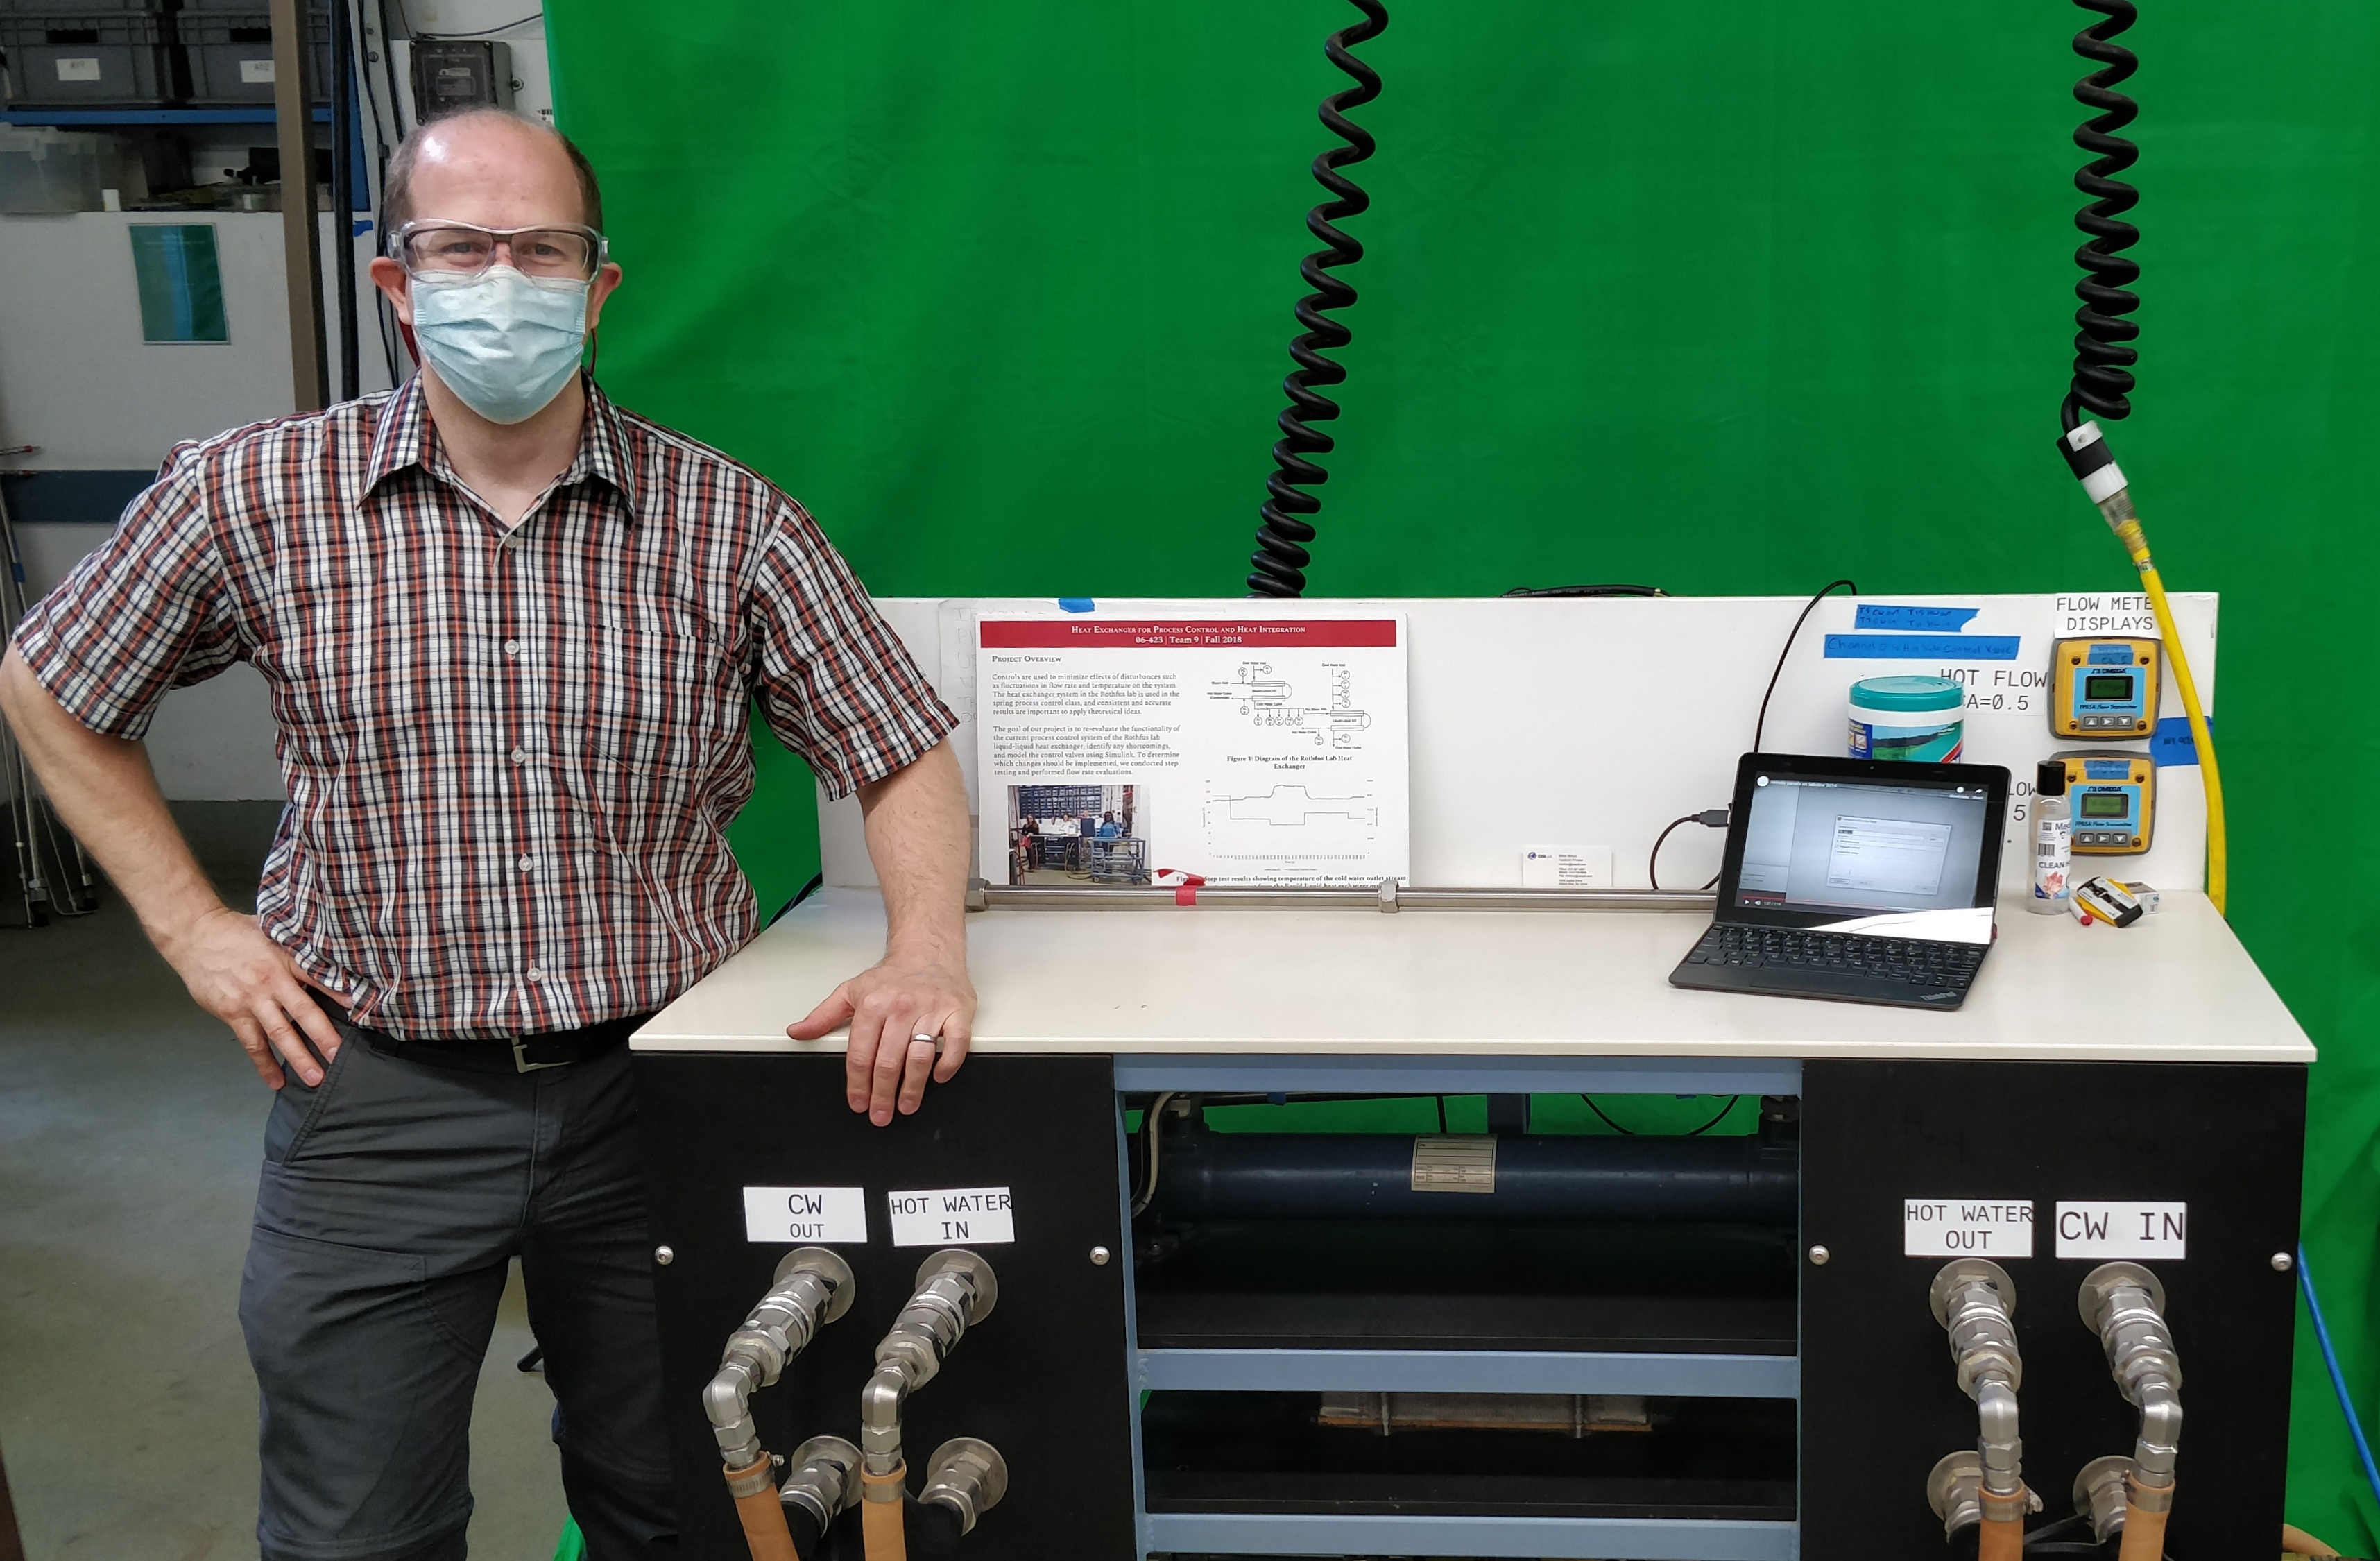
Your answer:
[1058,597,1096,613]
[1854,604,1980,632]
[2152,715,2214,767]
[1822,633,2022,661]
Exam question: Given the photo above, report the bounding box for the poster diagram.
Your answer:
[975,613,1409,886]
[1210,663,1372,749]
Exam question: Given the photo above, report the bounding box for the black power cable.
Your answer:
[1579,1095,1739,1136]
[1247,0,1387,598]
[1752,578,1858,752]
[329,0,361,402]
[2064,0,2141,432]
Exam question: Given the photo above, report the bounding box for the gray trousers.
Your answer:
[239,1023,676,1561]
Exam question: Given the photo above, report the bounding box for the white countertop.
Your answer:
[633,889,2313,1066]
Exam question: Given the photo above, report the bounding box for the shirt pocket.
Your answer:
[585,615,742,778]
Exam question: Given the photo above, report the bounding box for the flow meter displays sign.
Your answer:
[1903,1197,2034,1257]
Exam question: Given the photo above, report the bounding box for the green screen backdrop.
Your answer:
[548,1,2380,1540]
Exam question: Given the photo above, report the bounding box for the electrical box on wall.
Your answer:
[409,40,513,118]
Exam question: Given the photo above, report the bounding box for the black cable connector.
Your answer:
[1648,809,1729,892]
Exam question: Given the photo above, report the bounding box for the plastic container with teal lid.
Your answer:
[1848,675,1965,762]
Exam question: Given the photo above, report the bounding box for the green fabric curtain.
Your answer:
[547,1,2380,1540]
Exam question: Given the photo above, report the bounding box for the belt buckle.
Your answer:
[511,1038,568,1074]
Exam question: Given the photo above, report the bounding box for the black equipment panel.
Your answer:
[636,1052,1136,1560]
[1801,1059,2305,1556]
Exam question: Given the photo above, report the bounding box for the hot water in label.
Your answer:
[889,1186,1016,1247]
[1903,1198,2035,1257]
[742,1186,868,1245]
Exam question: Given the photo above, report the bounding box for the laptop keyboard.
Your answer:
[1683,925,1985,989]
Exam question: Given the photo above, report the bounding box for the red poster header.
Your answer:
[979,618,1398,649]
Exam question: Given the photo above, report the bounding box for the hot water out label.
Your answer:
[742,1186,868,1245]
[1903,1198,2035,1258]
[2055,1201,2186,1260]
[889,1186,1016,1248]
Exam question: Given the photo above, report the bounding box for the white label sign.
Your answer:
[56,58,102,82]
[240,58,277,83]
[2055,592,2159,638]
[2056,1201,2186,1260]
[742,1185,868,1245]
[889,1186,1016,1247]
[1904,1197,2035,1258]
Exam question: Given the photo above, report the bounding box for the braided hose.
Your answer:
[1247,0,1388,597]
[2064,0,2141,432]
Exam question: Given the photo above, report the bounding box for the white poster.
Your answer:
[975,612,1410,887]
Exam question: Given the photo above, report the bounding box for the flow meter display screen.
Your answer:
[2082,674,2135,702]
[2080,792,2130,819]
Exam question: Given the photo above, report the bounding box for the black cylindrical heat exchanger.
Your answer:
[1148,1127,1798,1225]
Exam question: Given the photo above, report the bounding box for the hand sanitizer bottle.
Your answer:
[2029,759,2072,914]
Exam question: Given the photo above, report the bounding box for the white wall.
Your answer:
[0,210,391,470]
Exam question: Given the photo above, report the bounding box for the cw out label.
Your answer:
[2055,1200,2186,1260]
[1903,1198,2035,1257]
[889,1186,1016,1248]
[741,1186,868,1245]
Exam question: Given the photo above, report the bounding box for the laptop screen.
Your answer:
[1731,768,1997,919]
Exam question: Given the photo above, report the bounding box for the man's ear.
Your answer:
[584,261,623,334]
[367,255,413,326]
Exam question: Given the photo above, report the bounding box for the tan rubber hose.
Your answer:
[862,1463,908,1561]
[1977,1512,2026,1561]
[724,1456,800,1561]
[2118,1499,2170,1561]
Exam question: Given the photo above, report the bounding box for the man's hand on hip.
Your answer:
[161,905,351,1089]
[787,950,975,1127]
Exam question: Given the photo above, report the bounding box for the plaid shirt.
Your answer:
[12,376,954,1040]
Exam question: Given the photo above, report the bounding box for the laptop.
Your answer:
[1669,752,2013,1010]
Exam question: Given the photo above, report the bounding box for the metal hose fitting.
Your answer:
[779,1435,863,1532]
[860,1250,1000,1482]
[919,1438,1010,1535]
[2074,1453,2133,1544]
[703,1247,858,1469]
[2079,1262,2182,1561]
[1926,1450,1984,1541]
[1930,1259,2037,1557]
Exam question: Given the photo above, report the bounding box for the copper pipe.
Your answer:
[2117,1476,2171,1561]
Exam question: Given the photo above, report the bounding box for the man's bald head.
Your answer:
[382,110,603,235]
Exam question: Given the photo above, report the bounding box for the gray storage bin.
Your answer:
[179,7,325,104]
[0,0,173,15]
[0,13,178,106]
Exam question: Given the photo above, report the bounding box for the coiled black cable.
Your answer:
[1247,0,1388,597]
[2064,0,2141,432]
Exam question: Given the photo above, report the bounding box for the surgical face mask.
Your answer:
[409,264,590,425]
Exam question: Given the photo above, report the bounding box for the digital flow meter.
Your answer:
[2050,638,2160,739]
[2054,751,2154,854]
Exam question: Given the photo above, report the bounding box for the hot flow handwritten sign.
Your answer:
[889,1186,1016,1248]
[742,1186,868,1245]
[2055,1201,2186,1260]
[1904,1197,2035,1258]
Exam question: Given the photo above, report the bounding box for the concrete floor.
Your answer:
[0,803,568,1561]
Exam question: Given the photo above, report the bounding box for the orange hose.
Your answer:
[2118,1498,2169,1561]
[724,1456,800,1561]
[1977,1512,2025,1561]
[862,1464,908,1561]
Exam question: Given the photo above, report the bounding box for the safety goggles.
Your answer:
[388,220,608,282]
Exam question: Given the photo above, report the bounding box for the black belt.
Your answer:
[314,993,651,1074]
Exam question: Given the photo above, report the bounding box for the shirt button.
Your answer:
[519,855,537,873]
[504,640,522,656]
[511,747,529,764]
[526,964,544,981]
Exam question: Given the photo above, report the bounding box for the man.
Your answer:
[0,110,972,1559]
